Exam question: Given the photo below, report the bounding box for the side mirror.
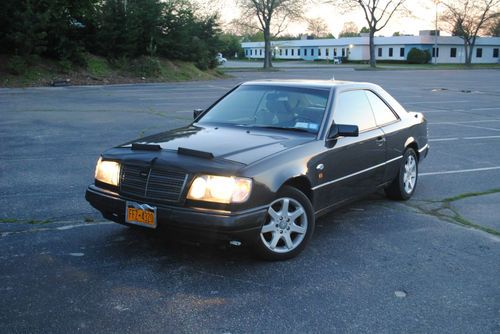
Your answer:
[327,124,359,139]
[193,108,204,119]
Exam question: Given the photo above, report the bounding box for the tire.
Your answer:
[385,148,418,200]
[253,186,315,261]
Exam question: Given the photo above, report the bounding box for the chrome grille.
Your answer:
[120,164,187,202]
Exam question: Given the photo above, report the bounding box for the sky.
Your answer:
[211,1,445,37]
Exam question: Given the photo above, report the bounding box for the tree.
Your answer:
[339,21,360,37]
[237,0,304,68]
[441,0,500,65]
[360,26,370,33]
[487,13,500,36]
[327,0,407,67]
[307,17,330,38]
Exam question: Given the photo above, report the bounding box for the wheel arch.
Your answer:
[404,137,420,160]
[280,176,314,204]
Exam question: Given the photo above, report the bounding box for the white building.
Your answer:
[241,31,500,64]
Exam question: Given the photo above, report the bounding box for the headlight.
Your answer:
[187,175,252,204]
[95,158,121,186]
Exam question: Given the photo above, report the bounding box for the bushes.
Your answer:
[407,48,431,64]
[0,0,221,71]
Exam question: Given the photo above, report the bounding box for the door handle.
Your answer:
[376,136,386,145]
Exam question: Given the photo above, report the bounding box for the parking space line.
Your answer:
[405,100,469,105]
[421,166,500,176]
[464,135,500,140]
[429,138,459,142]
[429,120,500,125]
[429,135,500,142]
[447,123,500,132]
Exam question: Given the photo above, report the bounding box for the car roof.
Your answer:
[241,79,379,90]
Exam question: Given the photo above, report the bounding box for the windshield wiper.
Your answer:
[252,125,313,133]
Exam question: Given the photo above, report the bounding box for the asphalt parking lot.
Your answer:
[1,67,499,333]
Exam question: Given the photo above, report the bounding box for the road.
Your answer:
[1,68,499,333]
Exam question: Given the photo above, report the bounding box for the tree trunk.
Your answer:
[369,31,376,68]
[463,40,471,66]
[263,29,272,69]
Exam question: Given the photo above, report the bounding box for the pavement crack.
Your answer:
[403,189,500,237]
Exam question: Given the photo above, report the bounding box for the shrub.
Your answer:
[407,48,431,64]
[130,56,162,77]
[6,55,27,75]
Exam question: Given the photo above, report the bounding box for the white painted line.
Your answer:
[420,166,500,176]
[404,100,469,105]
[429,137,459,142]
[450,123,500,132]
[464,135,500,140]
[429,120,500,125]
[471,107,500,111]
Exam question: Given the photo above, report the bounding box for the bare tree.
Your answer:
[326,0,407,67]
[237,0,304,68]
[441,0,500,65]
[307,17,330,38]
[339,21,360,37]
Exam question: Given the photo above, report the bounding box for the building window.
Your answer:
[476,48,482,58]
[326,48,329,57]
[279,49,282,56]
[285,49,288,56]
[304,49,307,56]
[432,47,439,57]
[298,49,301,56]
[450,48,457,58]
[494,48,499,58]
[311,48,314,56]
[389,48,393,57]
[260,49,262,56]
[318,48,322,56]
[334,48,337,56]
[291,49,294,56]
[400,48,405,57]
[342,48,345,57]
[378,48,382,57]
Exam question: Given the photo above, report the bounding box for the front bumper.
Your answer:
[85,185,267,242]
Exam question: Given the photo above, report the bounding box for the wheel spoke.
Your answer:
[284,233,294,249]
[261,222,275,234]
[290,223,306,234]
[289,207,304,222]
[269,232,281,249]
[268,207,280,221]
[281,198,290,215]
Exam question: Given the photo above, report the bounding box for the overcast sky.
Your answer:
[213,1,444,37]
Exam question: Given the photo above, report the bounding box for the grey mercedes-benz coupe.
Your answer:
[86,80,429,260]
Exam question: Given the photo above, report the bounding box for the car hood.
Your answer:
[122,125,314,165]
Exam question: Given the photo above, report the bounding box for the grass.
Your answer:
[0,218,18,223]
[0,54,226,88]
[375,63,500,70]
[86,55,112,78]
[443,188,500,203]
[407,188,500,237]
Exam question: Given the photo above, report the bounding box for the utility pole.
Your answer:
[434,0,439,65]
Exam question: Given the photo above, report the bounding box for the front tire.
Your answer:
[254,186,315,261]
[385,148,418,200]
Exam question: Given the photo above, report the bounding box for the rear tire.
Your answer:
[385,148,418,200]
[253,186,315,261]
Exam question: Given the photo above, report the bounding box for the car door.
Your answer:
[314,89,386,211]
[365,90,403,184]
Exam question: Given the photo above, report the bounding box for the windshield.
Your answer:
[197,85,330,134]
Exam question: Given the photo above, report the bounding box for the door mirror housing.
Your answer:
[327,124,359,140]
[193,108,204,119]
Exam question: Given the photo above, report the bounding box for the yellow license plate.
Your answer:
[125,202,157,228]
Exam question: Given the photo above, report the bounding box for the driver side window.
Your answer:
[334,90,376,132]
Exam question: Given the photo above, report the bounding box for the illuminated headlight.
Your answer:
[94,158,121,186]
[187,175,252,204]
